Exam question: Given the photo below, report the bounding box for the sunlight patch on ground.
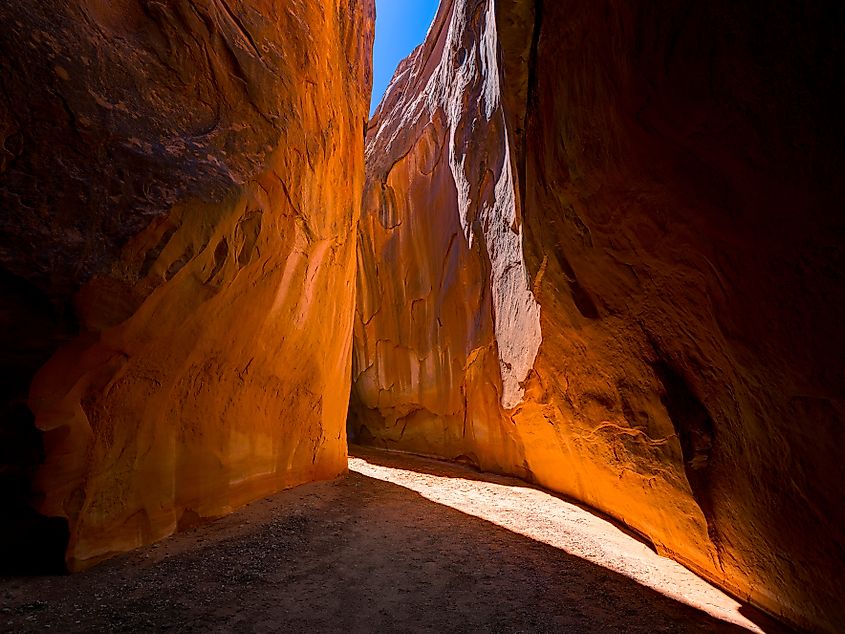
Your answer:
[349,454,763,633]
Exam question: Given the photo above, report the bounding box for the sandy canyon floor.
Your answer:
[1,447,784,633]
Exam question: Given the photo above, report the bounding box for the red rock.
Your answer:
[0,0,375,570]
[352,0,845,630]
[1,1,843,629]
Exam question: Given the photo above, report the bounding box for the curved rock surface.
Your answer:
[0,0,374,570]
[351,0,845,630]
[352,0,541,472]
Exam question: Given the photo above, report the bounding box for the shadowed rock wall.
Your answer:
[351,0,845,630]
[0,0,374,570]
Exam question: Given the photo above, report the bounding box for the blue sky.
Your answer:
[371,0,440,115]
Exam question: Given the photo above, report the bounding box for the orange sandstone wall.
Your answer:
[0,0,374,570]
[352,0,541,472]
[351,0,845,630]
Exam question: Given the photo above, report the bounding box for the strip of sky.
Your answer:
[370,0,440,116]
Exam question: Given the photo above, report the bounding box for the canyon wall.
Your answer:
[0,0,374,570]
[351,0,845,630]
[351,0,541,470]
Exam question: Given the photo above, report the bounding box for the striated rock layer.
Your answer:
[0,0,374,570]
[351,0,845,630]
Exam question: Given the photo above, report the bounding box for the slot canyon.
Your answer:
[0,0,843,632]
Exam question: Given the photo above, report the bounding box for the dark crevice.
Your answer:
[518,0,543,214]
[140,224,179,278]
[0,268,73,574]
[206,238,229,283]
[553,250,599,319]
[0,403,69,575]
[651,359,721,560]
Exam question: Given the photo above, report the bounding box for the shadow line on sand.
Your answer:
[0,446,789,633]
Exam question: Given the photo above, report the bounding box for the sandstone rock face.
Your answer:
[0,0,374,570]
[352,0,845,630]
[352,0,542,472]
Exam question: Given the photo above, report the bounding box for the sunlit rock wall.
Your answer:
[0,0,374,570]
[351,0,541,472]
[352,0,845,630]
